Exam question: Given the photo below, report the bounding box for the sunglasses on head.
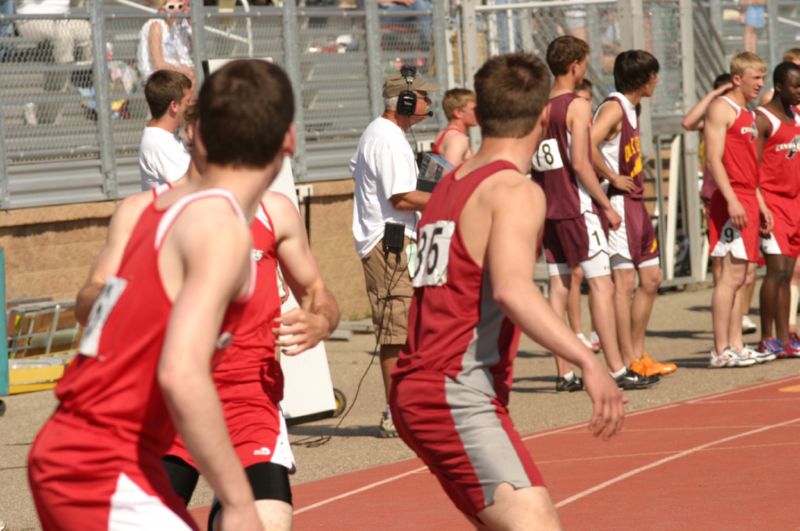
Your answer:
[165,2,184,11]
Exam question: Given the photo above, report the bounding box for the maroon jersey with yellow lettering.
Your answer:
[531,93,594,220]
[599,93,644,199]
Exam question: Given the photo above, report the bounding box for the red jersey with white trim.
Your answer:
[393,160,522,406]
[213,203,283,404]
[431,126,463,155]
[720,96,759,194]
[55,189,252,457]
[756,106,800,197]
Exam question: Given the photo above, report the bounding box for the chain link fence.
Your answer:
[0,0,449,208]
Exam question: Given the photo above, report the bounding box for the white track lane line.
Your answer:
[554,416,800,508]
[294,375,800,515]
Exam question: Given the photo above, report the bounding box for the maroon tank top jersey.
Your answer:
[395,160,521,406]
[531,92,593,219]
[720,96,758,194]
[56,189,253,456]
[756,106,800,197]
[604,95,644,199]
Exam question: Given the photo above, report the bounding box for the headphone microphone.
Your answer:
[416,111,434,117]
[397,65,419,117]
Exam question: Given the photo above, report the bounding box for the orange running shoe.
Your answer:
[631,352,677,377]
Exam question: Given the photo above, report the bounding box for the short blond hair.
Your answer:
[783,48,800,62]
[730,52,766,77]
[442,88,475,120]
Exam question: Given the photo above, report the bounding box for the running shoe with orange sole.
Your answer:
[630,352,677,377]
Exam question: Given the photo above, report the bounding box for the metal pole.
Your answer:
[364,0,383,120]
[90,1,119,199]
[679,0,703,283]
[0,248,7,396]
[432,0,449,126]
[766,0,779,69]
[708,0,723,41]
[0,96,8,208]
[460,0,481,152]
[282,0,307,181]
[586,5,602,87]
[190,0,206,87]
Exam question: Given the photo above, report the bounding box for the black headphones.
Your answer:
[396,65,418,116]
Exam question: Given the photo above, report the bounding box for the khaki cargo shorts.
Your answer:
[361,238,413,345]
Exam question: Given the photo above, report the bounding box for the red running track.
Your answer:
[192,375,800,530]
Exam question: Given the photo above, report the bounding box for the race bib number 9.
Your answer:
[532,138,565,172]
[412,220,456,288]
[79,276,128,357]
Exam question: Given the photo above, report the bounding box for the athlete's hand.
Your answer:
[760,207,774,235]
[713,82,733,96]
[610,174,635,193]
[727,197,748,229]
[603,205,622,231]
[273,308,330,356]
[219,502,264,531]
[582,363,626,440]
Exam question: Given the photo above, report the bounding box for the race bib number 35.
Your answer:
[412,220,456,288]
[79,276,128,357]
[532,138,565,172]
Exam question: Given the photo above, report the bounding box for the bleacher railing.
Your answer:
[0,0,450,208]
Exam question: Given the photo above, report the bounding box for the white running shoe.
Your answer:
[577,332,593,350]
[742,315,757,334]
[709,348,757,368]
[742,345,775,363]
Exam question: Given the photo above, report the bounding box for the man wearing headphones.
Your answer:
[350,67,439,438]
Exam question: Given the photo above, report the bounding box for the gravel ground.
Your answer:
[1,283,798,530]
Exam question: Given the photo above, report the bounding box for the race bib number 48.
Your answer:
[532,138,565,172]
[79,276,128,357]
[412,220,456,288]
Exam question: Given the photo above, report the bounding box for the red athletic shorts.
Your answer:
[166,380,295,471]
[29,412,195,530]
[543,210,609,268]
[708,190,760,262]
[760,190,800,258]
[390,370,545,520]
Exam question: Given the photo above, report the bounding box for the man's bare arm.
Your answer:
[484,176,625,440]
[704,99,747,228]
[441,133,470,167]
[75,192,153,325]
[589,102,635,193]
[157,200,260,529]
[390,190,430,211]
[681,83,732,131]
[568,98,621,229]
[264,192,340,355]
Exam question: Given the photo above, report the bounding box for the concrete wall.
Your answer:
[0,180,371,320]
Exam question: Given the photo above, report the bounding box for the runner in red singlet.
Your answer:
[705,52,769,368]
[431,88,477,166]
[755,61,800,359]
[390,53,625,531]
[591,50,677,378]
[28,60,296,531]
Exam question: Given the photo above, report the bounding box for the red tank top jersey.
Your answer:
[720,96,759,194]
[604,95,644,199]
[213,203,284,404]
[431,126,462,155]
[756,106,800,197]
[531,93,593,219]
[56,189,252,456]
[394,160,522,406]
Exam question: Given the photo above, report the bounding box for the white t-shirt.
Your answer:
[17,0,68,15]
[138,126,190,190]
[350,117,419,259]
[137,19,193,82]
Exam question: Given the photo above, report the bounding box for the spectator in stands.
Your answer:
[378,0,432,49]
[138,70,192,190]
[14,0,91,123]
[137,0,195,85]
[431,88,477,166]
[0,0,14,62]
[740,0,765,54]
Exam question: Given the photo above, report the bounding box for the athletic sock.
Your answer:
[562,371,575,382]
[611,367,627,379]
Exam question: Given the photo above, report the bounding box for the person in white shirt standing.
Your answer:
[350,67,439,438]
[139,70,192,190]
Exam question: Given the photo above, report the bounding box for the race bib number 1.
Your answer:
[79,276,128,357]
[412,221,456,288]
[532,138,565,172]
